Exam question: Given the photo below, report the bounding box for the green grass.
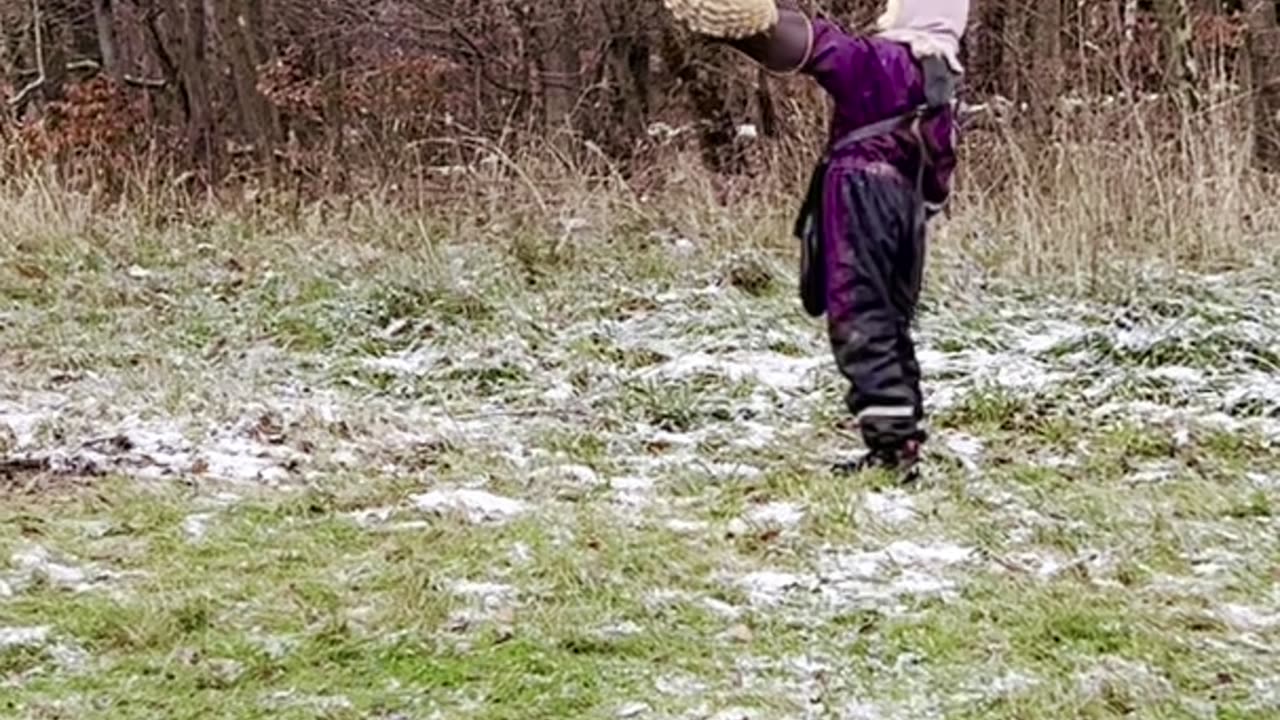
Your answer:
[3,188,1280,719]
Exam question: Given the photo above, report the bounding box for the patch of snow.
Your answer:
[1147,365,1207,384]
[1017,321,1087,354]
[745,502,805,530]
[411,489,528,524]
[1217,604,1280,633]
[736,571,816,606]
[47,642,91,673]
[611,475,655,494]
[0,407,55,448]
[616,702,651,718]
[731,421,777,450]
[450,581,515,611]
[1249,676,1280,710]
[1077,656,1174,704]
[708,708,757,720]
[261,691,354,712]
[508,542,533,566]
[643,351,823,392]
[700,597,743,620]
[656,673,710,697]
[0,625,51,649]
[664,519,710,535]
[544,382,576,402]
[986,671,1041,698]
[532,464,602,487]
[701,462,763,482]
[814,541,976,612]
[359,349,438,376]
[249,634,296,660]
[597,621,644,640]
[347,506,396,528]
[943,432,985,471]
[1126,461,1177,485]
[10,546,104,592]
[861,490,918,526]
[182,513,215,542]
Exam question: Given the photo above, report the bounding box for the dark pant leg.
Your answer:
[822,168,926,451]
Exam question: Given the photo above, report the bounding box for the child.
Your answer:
[667,0,969,482]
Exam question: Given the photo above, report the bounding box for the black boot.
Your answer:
[832,439,923,484]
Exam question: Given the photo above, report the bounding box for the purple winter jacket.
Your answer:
[801,18,957,208]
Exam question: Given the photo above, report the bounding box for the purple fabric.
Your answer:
[801,18,956,206]
[798,18,953,443]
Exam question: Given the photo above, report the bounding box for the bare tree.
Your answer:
[1248,0,1280,170]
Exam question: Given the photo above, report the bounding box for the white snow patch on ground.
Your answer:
[1077,656,1174,704]
[360,348,441,376]
[8,546,113,593]
[181,513,215,542]
[861,490,918,526]
[0,626,51,649]
[744,502,805,530]
[813,541,976,612]
[449,581,516,611]
[942,432,985,472]
[615,701,651,718]
[731,541,974,613]
[0,417,307,484]
[730,421,777,450]
[1217,604,1280,633]
[664,518,710,535]
[532,463,603,489]
[735,571,816,606]
[1126,460,1178,485]
[261,691,354,712]
[642,351,824,392]
[0,407,54,448]
[410,489,528,524]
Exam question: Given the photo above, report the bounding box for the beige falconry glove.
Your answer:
[663,0,814,75]
[663,0,779,39]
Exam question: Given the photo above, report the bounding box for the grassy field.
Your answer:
[1,177,1279,719]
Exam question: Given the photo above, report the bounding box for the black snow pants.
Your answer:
[822,164,928,451]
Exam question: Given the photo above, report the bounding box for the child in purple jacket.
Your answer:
[669,0,970,482]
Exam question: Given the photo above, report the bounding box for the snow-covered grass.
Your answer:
[1,188,1279,719]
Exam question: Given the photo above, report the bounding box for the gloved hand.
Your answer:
[663,0,813,75]
[662,0,779,39]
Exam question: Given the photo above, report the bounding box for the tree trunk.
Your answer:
[1028,0,1062,137]
[159,0,217,173]
[212,0,276,163]
[1248,1,1280,171]
[92,0,119,81]
[1156,0,1200,110]
[1001,0,1030,105]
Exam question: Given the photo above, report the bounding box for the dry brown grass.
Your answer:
[3,87,1276,292]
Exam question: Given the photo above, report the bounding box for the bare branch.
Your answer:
[8,76,45,108]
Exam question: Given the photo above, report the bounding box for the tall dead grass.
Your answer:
[2,88,1276,292]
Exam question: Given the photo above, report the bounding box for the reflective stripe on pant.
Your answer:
[822,166,926,450]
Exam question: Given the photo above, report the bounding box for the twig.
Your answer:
[32,0,45,85]
[8,77,45,108]
[124,75,167,89]
[8,0,47,110]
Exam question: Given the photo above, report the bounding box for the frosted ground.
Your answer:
[1,206,1279,719]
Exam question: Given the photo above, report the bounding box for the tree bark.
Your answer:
[1248,1,1280,171]
[212,0,276,162]
[1156,0,1200,110]
[159,0,217,172]
[92,0,119,81]
[1028,0,1062,136]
